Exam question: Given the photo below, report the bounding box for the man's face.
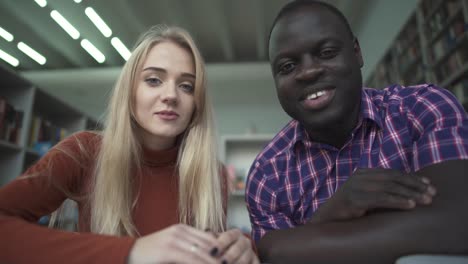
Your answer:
[269,6,363,132]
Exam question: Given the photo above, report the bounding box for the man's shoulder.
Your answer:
[367,84,447,101]
[255,120,299,165]
[365,84,457,111]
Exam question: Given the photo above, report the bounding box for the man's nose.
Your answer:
[295,56,324,82]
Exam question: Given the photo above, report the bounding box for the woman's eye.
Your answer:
[145,77,162,86]
[278,62,296,75]
[180,83,194,93]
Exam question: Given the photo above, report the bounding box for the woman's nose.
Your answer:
[161,83,178,104]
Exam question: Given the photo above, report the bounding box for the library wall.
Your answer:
[365,0,468,109]
[0,65,98,231]
[358,0,420,81]
[23,63,292,137]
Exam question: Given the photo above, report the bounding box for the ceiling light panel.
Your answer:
[50,10,80,39]
[0,26,14,42]
[85,7,112,38]
[80,39,105,63]
[0,48,19,67]
[34,0,47,7]
[17,42,46,65]
[111,37,131,61]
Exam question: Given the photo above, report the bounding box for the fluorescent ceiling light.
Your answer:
[74,0,82,3]
[0,48,19,67]
[80,39,105,63]
[34,0,47,7]
[85,7,112,38]
[50,10,80,39]
[111,37,131,61]
[0,26,14,42]
[18,42,46,65]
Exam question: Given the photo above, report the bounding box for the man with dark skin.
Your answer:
[245,1,468,263]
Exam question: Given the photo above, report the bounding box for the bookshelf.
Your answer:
[0,65,98,231]
[220,134,273,234]
[366,0,468,107]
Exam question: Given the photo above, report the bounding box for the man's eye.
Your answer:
[278,62,296,75]
[145,78,162,86]
[319,48,338,59]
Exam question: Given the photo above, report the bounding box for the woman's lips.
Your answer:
[155,111,179,120]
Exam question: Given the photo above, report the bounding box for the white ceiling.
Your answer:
[0,0,372,71]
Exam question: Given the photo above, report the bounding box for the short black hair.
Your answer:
[268,0,355,47]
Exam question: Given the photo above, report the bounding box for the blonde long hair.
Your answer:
[90,25,225,236]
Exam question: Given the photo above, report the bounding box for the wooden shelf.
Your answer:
[401,55,422,78]
[427,8,464,46]
[396,34,419,57]
[366,0,468,108]
[441,63,468,87]
[222,134,274,231]
[0,140,21,152]
[25,148,40,157]
[0,64,96,186]
[230,190,246,197]
[423,0,445,24]
[432,33,468,68]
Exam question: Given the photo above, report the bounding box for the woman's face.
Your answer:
[134,41,196,150]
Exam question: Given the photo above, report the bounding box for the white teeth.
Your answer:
[307,90,325,100]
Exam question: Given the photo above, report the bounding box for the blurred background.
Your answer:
[1,0,467,231]
[1,0,422,131]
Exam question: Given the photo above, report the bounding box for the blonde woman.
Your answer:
[0,25,259,264]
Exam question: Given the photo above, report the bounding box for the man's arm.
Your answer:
[257,159,468,264]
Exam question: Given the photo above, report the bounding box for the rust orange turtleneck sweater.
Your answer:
[0,131,198,264]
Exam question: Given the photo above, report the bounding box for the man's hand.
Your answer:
[311,168,437,224]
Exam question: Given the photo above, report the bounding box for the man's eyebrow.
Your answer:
[271,37,344,66]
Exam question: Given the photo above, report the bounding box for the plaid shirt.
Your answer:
[246,84,468,242]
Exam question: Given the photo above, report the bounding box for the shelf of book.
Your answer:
[421,0,445,22]
[0,140,22,152]
[366,0,468,109]
[442,63,468,88]
[221,134,273,233]
[0,65,96,186]
[427,8,464,46]
[0,65,97,231]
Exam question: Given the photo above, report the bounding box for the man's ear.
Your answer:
[353,38,364,68]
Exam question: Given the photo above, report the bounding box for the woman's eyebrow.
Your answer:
[142,67,195,79]
[142,66,166,73]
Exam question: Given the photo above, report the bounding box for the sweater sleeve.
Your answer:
[0,132,136,264]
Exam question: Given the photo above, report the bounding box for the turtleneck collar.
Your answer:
[141,145,179,167]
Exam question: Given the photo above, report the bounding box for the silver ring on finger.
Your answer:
[190,243,199,253]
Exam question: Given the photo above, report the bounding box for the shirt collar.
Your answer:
[291,88,384,148]
[361,88,384,129]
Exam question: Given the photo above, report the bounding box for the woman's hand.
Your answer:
[127,224,220,264]
[216,229,260,264]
